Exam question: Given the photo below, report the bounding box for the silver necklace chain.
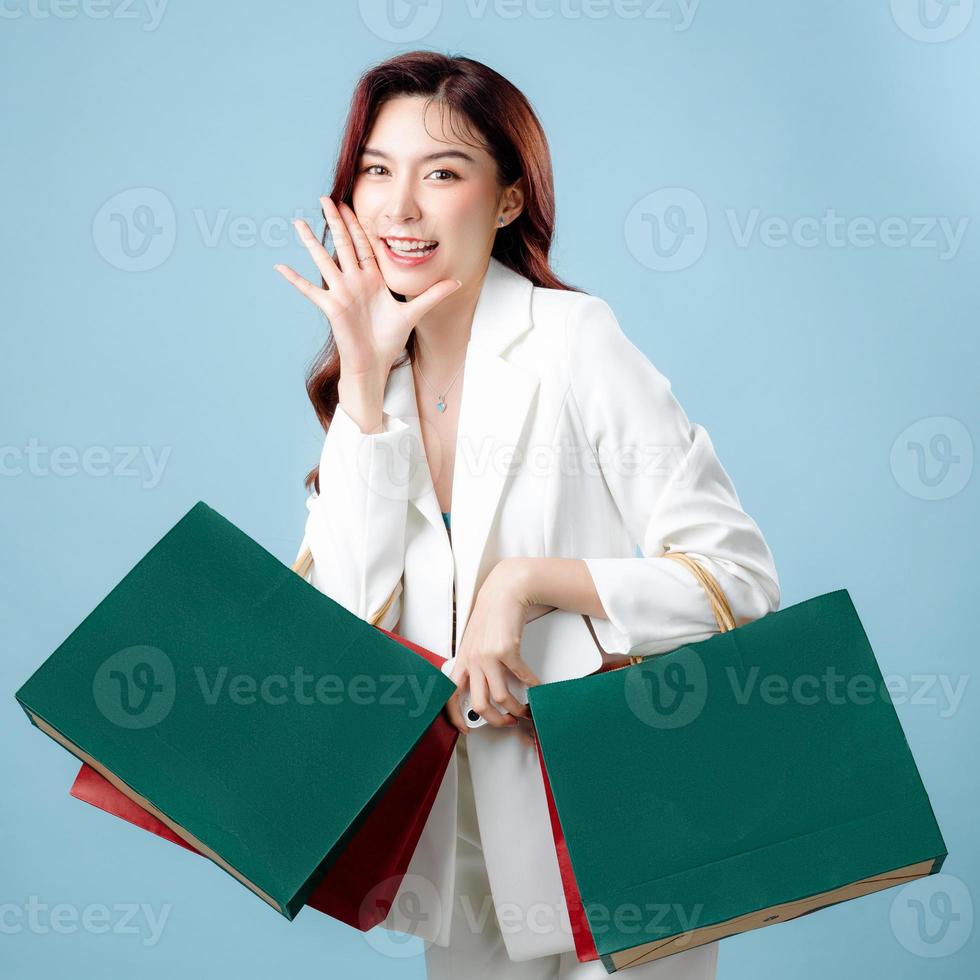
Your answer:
[413,338,465,414]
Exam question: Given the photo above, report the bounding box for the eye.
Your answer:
[359,164,457,181]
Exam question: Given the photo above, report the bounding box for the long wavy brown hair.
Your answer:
[304,50,580,494]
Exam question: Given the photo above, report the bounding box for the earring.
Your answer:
[498,216,505,226]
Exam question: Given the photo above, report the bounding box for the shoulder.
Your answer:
[529,283,664,385]
[529,281,607,332]
[532,285,682,446]
[526,283,622,367]
[530,282,635,351]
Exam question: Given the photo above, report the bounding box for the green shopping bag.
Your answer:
[529,557,948,973]
[15,500,456,921]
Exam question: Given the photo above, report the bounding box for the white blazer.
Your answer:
[296,256,780,974]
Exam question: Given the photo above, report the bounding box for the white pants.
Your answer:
[424,734,720,980]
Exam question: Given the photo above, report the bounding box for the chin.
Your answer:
[382,263,445,292]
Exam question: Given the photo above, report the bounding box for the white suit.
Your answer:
[296,256,780,977]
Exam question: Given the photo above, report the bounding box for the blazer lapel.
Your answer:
[382,257,540,652]
[378,358,433,513]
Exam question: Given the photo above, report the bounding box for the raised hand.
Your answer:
[274,195,462,380]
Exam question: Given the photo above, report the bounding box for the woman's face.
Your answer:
[351,95,521,297]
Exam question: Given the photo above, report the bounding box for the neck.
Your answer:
[409,273,483,376]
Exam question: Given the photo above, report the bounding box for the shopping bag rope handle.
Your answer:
[662,551,737,634]
[593,551,737,672]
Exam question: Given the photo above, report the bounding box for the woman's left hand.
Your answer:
[444,560,547,734]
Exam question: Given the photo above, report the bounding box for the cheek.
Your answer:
[350,188,382,239]
[440,186,495,235]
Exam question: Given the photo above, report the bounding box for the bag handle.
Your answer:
[291,545,400,629]
[662,551,736,634]
[595,551,736,672]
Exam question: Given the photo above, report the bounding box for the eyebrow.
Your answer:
[360,147,478,165]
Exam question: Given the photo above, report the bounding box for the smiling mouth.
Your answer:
[384,237,439,256]
[381,237,440,265]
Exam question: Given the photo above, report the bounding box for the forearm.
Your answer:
[337,370,388,434]
[505,557,610,621]
[305,394,413,626]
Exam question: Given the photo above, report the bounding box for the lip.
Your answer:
[381,237,440,267]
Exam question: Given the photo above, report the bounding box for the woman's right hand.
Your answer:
[274,195,463,380]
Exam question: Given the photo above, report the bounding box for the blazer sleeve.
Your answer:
[294,401,413,632]
[566,294,781,656]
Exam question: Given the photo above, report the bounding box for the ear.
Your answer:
[501,177,526,225]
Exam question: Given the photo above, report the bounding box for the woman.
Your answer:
[277,51,779,980]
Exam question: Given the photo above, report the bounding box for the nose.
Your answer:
[382,176,421,229]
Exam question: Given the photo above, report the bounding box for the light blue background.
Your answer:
[2,1,977,977]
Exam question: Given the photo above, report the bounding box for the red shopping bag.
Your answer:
[531,727,600,963]
[69,627,458,932]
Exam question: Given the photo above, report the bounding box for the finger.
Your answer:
[319,195,361,274]
[338,201,379,268]
[446,662,470,732]
[483,661,530,719]
[444,691,468,736]
[448,659,469,689]
[501,653,544,689]
[293,217,341,288]
[403,278,463,326]
[469,665,517,728]
[273,263,329,313]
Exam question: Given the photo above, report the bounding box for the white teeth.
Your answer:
[386,238,438,253]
